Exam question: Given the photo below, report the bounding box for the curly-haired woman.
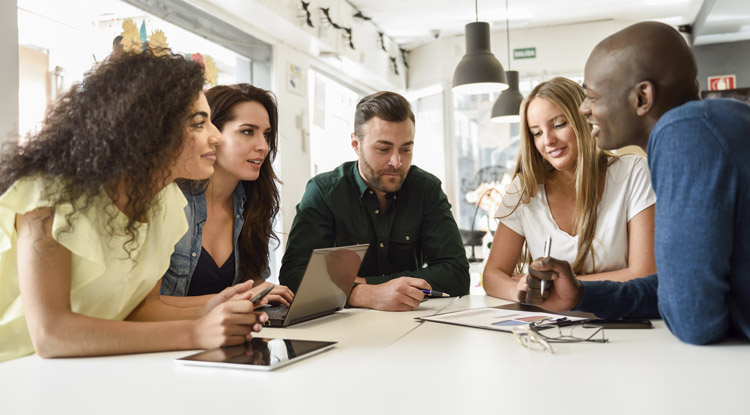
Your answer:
[0,51,267,362]
[160,84,293,305]
[483,77,657,302]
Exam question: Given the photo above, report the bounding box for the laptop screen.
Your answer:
[282,244,369,325]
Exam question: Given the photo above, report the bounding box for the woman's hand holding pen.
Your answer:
[519,257,584,312]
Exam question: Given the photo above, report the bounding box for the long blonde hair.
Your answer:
[503,77,614,274]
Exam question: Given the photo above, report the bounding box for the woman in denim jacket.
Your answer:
[161,84,293,305]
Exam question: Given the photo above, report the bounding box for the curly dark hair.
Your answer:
[0,49,205,253]
[203,84,281,282]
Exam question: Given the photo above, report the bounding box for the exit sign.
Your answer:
[513,47,536,59]
[708,75,736,91]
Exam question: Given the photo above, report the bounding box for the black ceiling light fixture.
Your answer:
[452,0,508,95]
[491,0,523,123]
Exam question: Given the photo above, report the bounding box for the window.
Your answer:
[308,69,361,176]
[453,93,517,244]
[17,0,247,138]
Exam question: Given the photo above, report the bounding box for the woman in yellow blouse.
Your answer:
[0,50,266,362]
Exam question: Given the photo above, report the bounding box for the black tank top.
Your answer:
[187,247,236,296]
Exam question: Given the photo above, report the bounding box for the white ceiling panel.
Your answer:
[347,0,746,49]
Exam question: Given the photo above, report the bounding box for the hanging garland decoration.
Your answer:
[377,32,387,53]
[342,27,355,50]
[320,7,355,50]
[352,11,371,22]
[299,1,314,28]
[351,6,405,76]
[399,47,409,69]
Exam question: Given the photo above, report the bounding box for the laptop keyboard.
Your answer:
[262,304,289,320]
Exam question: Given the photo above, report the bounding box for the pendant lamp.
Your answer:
[452,1,508,95]
[491,71,522,122]
[491,0,523,123]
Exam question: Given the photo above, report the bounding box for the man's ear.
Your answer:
[633,80,655,116]
[351,133,360,154]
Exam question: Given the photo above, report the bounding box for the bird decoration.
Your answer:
[352,11,371,21]
[400,48,409,69]
[377,32,387,52]
[299,1,314,28]
[320,7,355,50]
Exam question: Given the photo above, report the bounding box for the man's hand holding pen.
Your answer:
[519,256,584,312]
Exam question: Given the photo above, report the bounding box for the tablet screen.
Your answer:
[176,338,336,371]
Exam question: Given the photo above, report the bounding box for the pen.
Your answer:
[421,289,450,298]
[251,285,274,305]
[540,235,551,296]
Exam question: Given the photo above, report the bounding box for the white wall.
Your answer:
[1,0,19,145]
[273,44,313,243]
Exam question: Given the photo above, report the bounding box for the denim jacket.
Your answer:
[160,183,270,296]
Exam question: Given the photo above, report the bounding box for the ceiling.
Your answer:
[347,0,750,50]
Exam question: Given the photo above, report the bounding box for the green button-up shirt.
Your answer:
[279,161,470,295]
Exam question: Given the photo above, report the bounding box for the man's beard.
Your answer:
[359,154,407,193]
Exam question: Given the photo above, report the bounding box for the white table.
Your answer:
[0,295,747,414]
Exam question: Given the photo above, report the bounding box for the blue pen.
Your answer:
[421,289,449,298]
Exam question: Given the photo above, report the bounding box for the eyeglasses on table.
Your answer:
[511,317,608,354]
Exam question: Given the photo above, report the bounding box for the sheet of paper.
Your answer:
[418,307,588,332]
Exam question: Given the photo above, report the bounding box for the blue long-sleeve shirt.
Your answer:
[576,99,750,345]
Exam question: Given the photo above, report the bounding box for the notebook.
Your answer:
[416,303,595,333]
[264,244,369,327]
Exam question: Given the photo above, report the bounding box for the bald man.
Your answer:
[521,22,750,345]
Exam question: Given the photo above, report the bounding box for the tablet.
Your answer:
[176,338,336,371]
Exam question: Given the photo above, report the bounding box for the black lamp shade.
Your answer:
[491,70,523,123]
[452,22,508,95]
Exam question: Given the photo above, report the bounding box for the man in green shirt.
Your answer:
[280,91,470,311]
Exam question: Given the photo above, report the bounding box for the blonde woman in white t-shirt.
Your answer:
[483,77,656,302]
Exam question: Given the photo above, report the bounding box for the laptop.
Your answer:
[264,244,369,327]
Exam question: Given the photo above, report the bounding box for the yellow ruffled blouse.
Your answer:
[0,177,188,361]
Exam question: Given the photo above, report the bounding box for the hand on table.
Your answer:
[348,277,431,311]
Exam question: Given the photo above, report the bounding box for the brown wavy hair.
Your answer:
[204,84,281,282]
[0,50,205,254]
[353,91,415,139]
[502,77,615,274]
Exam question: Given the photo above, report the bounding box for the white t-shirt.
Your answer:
[494,155,655,274]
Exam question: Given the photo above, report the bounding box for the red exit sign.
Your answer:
[708,75,736,91]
